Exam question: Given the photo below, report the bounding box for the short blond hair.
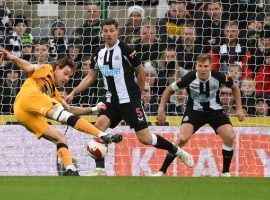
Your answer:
[196,53,212,63]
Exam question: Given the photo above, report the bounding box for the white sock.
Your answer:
[222,144,234,151]
[98,132,107,138]
[151,134,157,146]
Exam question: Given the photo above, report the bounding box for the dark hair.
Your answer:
[84,0,100,6]
[55,57,77,72]
[101,18,119,29]
[82,55,91,62]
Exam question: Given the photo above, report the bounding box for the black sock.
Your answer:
[95,158,105,168]
[160,152,176,174]
[154,134,178,154]
[222,149,233,173]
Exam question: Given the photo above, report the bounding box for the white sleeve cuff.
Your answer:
[171,82,180,91]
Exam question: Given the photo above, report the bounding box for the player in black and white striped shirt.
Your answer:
[66,18,194,175]
[153,53,245,177]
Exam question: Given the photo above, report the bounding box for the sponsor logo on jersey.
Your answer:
[114,55,120,60]
[99,65,121,76]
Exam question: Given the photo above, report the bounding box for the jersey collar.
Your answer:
[105,40,120,50]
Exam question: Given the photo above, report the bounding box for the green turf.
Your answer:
[0,177,269,200]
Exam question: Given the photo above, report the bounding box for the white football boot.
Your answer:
[87,168,107,176]
[175,147,194,168]
[220,172,231,177]
[151,171,165,177]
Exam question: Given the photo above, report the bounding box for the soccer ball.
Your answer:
[86,138,108,159]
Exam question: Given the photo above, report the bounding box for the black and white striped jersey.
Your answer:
[172,70,234,112]
[90,40,142,104]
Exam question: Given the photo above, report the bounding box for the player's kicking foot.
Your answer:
[101,134,122,144]
[175,147,194,168]
[151,171,164,177]
[63,169,80,176]
[87,168,107,176]
[220,172,231,177]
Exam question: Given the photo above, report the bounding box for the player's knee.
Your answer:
[49,104,73,123]
[178,135,189,145]
[66,115,80,127]
[136,129,152,145]
[225,132,235,143]
[57,130,67,143]
[137,133,151,145]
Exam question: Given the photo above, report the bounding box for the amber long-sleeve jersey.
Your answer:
[18,64,64,104]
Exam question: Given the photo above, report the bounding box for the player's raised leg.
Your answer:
[152,123,194,176]
[46,104,122,144]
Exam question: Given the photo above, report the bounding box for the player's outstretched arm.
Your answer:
[157,85,175,123]
[61,101,106,116]
[65,70,97,103]
[0,48,36,73]
[231,83,245,121]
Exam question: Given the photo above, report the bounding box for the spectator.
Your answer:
[66,37,83,68]
[248,24,270,76]
[119,5,145,45]
[134,25,165,63]
[142,82,158,116]
[67,55,98,107]
[49,19,68,60]
[176,26,202,71]
[0,0,12,37]
[240,13,264,54]
[210,21,252,79]
[228,63,242,85]
[255,97,270,116]
[29,39,53,64]
[144,61,158,95]
[73,1,102,54]
[240,78,256,116]
[156,0,193,46]
[5,15,33,57]
[20,33,33,61]
[198,1,228,53]
[166,88,187,116]
[220,86,236,115]
[0,62,22,114]
[156,47,179,96]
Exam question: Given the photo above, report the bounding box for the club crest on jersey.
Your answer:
[183,116,189,122]
[114,55,120,60]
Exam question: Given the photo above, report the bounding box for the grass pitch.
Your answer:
[0,177,269,200]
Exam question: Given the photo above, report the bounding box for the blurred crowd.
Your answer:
[1,0,270,117]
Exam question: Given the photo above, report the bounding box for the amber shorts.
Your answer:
[14,91,59,138]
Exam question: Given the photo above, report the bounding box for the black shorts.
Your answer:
[98,101,148,132]
[181,110,232,133]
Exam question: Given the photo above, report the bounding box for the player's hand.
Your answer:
[65,91,75,103]
[92,102,106,112]
[236,108,245,122]
[157,109,166,124]
[96,102,106,111]
[0,48,14,61]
